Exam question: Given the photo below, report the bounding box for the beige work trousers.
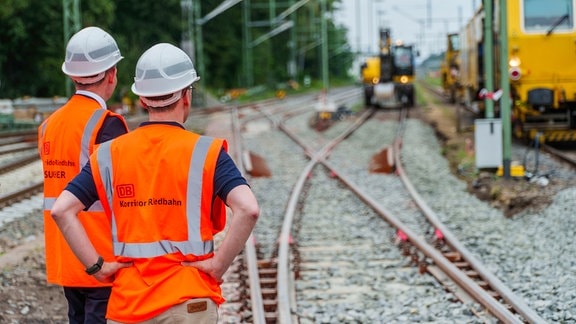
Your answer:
[107,298,218,324]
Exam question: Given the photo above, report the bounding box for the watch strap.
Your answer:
[85,256,104,275]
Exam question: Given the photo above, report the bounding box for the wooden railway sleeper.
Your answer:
[263,299,277,312]
[422,225,518,315]
[434,245,518,315]
[259,267,277,278]
[453,261,470,268]
[261,288,277,299]
[255,259,278,323]
[259,277,277,289]
[442,251,462,262]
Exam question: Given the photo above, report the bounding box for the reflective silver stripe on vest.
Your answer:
[80,109,106,167]
[40,121,47,138]
[96,136,216,258]
[43,109,106,212]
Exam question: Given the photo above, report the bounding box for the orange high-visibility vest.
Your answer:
[90,123,228,322]
[38,93,127,287]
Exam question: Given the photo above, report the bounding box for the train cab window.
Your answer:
[524,0,574,32]
[393,47,413,69]
[448,34,460,51]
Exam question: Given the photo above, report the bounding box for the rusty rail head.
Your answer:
[391,131,545,323]
[303,105,532,323]
[230,106,267,324]
[320,156,524,323]
[0,182,43,209]
[276,108,375,324]
[541,143,576,167]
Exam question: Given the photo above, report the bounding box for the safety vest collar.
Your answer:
[76,90,108,110]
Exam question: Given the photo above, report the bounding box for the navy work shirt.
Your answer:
[66,121,248,209]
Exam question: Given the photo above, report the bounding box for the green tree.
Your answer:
[112,0,182,101]
[0,0,116,98]
[0,0,354,99]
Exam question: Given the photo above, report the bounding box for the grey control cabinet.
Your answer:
[474,119,502,168]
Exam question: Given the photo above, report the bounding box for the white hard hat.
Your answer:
[62,26,123,84]
[131,43,200,107]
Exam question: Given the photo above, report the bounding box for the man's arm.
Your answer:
[51,191,101,269]
[51,190,131,282]
[183,184,259,281]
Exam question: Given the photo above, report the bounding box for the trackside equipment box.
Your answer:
[474,119,502,168]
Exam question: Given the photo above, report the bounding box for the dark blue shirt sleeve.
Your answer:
[65,115,128,209]
[214,148,249,203]
[65,162,99,209]
[65,147,249,209]
[96,115,128,143]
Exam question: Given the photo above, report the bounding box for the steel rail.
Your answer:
[0,129,37,139]
[229,106,266,324]
[541,143,576,167]
[228,86,362,323]
[392,137,545,323]
[0,181,43,209]
[320,157,524,323]
[245,86,361,127]
[0,143,37,155]
[414,81,546,322]
[275,108,375,323]
[280,104,527,323]
[0,152,40,175]
[0,135,37,145]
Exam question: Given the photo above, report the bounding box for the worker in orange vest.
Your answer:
[38,26,128,324]
[51,43,259,323]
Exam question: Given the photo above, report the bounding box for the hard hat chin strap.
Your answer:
[71,72,106,85]
[141,90,182,108]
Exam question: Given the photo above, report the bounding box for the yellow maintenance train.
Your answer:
[457,0,576,142]
[361,28,417,108]
[440,33,463,104]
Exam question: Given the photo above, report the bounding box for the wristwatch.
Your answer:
[85,256,104,275]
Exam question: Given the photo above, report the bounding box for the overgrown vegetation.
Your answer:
[0,0,354,103]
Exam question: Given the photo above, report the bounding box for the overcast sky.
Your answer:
[333,0,477,60]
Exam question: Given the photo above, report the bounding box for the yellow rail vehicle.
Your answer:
[441,33,463,104]
[459,0,576,142]
[361,28,417,108]
[361,56,380,105]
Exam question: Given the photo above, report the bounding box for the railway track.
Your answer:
[0,130,43,211]
[0,114,152,214]
[228,89,545,323]
[216,87,363,323]
[0,86,573,322]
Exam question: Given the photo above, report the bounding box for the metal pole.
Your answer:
[181,1,195,61]
[194,1,206,106]
[368,0,373,53]
[269,0,276,25]
[499,0,511,178]
[483,0,494,118]
[320,0,329,90]
[243,0,254,87]
[356,0,361,54]
[289,0,297,80]
[427,0,431,28]
[62,0,81,97]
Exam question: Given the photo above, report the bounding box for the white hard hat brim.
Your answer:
[131,76,200,98]
[62,56,123,77]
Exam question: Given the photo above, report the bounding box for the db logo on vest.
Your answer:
[117,184,135,198]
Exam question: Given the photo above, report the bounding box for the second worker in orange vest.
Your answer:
[38,26,128,324]
[51,43,259,323]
